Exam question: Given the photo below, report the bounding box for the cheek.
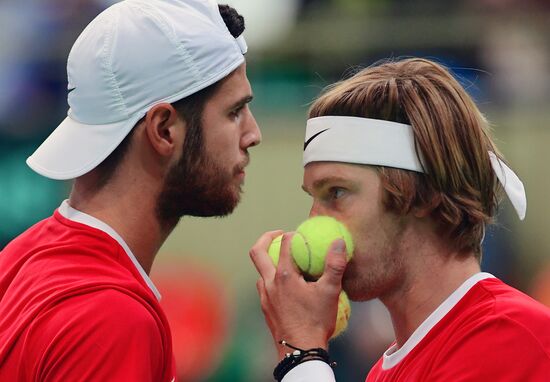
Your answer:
[344,211,387,262]
[203,134,228,159]
[350,230,377,265]
[344,207,373,242]
[206,128,240,155]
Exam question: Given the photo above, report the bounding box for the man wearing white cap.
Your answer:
[0,0,260,381]
[250,58,550,381]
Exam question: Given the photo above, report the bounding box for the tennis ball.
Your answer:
[267,234,283,266]
[291,216,354,279]
[267,216,354,277]
[334,291,351,337]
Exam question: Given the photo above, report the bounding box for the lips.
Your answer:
[234,165,246,183]
[235,156,250,175]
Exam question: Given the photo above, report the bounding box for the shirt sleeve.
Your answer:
[25,289,167,382]
[282,360,336,382]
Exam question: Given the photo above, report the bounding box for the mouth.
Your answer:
[235,156,250,177]
[234,165,247,182]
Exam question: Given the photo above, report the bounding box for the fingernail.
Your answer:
[333,239,346,253]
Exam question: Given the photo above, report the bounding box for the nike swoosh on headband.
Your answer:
[303,116,527,220]
[304,128,329,150]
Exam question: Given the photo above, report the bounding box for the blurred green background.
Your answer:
[1,0,549,380]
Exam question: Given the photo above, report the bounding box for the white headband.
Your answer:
[304,116,526,220]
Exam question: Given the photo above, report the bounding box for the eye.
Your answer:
[328,187,346,201]
[230,105,245,119]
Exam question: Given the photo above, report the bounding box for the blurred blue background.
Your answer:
[1,0,549,380]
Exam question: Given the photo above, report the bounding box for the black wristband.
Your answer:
[273,340,336,381]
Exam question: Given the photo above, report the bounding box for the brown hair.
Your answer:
[309,58,503,257]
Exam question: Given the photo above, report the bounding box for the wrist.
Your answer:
[276,338,328,361]
[273,341,336,382]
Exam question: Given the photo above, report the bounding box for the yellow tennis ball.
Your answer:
[267,234,283,266]
[291,216,354,279]
[334,291,351,337]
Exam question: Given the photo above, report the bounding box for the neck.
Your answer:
[381,234,481,347]
[68,174,177,275]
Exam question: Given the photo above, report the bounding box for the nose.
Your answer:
[308,200,325,218]
[241,110,261,149]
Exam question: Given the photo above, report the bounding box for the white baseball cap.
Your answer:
[27,0,248,180]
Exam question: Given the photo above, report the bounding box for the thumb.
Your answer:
[321,239,348,286]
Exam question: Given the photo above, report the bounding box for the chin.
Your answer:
[342,277,361,302]
[210,189,242,217]
[343,280,380,302]
[342,267,381,302]
[342,271,362,301]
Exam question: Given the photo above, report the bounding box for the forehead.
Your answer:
[303,162,379,190]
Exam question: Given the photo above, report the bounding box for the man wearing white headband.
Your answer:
[250,58,550,381]
[0,1,260,381]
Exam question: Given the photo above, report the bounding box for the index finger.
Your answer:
[277,232,301,277]
[249,230,283,281]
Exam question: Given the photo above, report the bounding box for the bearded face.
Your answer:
[156,63,258,224]
[156,132,244,222]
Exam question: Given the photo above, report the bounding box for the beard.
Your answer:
[156,146,245,224]
[342,248,405,302]
[342,219,407,302]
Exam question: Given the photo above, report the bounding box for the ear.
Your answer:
[143,103,185,157]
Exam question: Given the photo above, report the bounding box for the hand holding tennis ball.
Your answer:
[268,216,354,279]
[267,216,354,338]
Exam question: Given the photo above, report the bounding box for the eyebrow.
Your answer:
[230,95,253,111]
[302,176,351,193]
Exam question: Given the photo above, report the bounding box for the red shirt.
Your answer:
[0,201,176,382]
[367,274,550,382]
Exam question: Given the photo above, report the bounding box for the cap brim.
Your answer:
[27,114,140,180]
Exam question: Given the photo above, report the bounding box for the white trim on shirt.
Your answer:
[57,200,162,301]
[381,272,494,370]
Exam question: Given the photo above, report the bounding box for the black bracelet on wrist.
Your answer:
[273,340,336,381]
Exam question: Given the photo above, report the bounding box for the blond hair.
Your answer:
[309,58,503,257]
